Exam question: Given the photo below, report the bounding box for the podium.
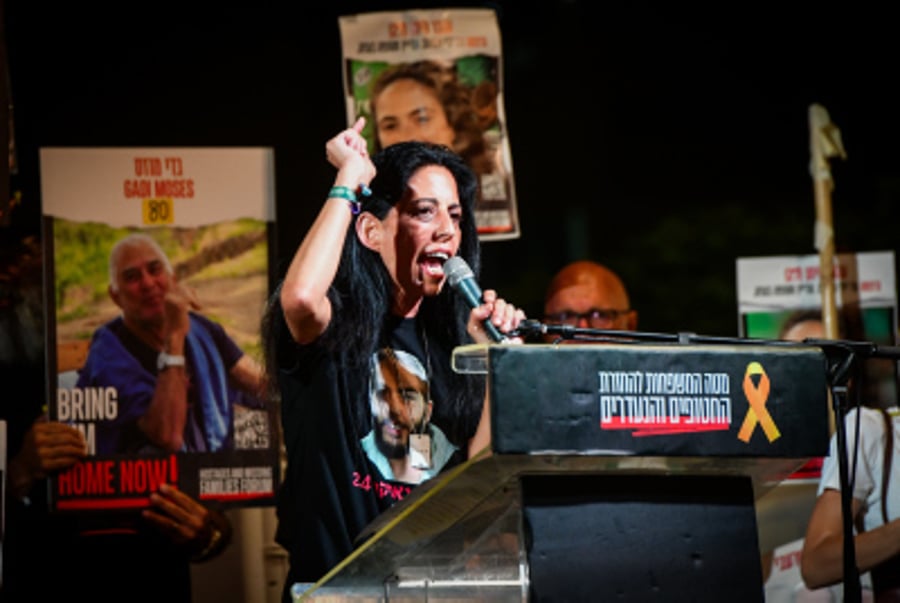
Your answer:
[295,342,831,602]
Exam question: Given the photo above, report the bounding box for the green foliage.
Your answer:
[455,55,492,87]
[53,220,133,310]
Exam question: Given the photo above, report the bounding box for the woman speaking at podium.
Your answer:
[262,117,525,602]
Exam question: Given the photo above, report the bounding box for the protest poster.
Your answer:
[737,250,898,411]
[40,147,278,512]
[737,250,897,484]
[338,8,520,240]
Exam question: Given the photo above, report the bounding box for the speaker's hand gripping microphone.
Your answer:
[443,256,506,343]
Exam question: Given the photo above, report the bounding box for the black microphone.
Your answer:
[443,256,505,342]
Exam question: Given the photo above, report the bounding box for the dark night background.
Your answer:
[3,2,899,337]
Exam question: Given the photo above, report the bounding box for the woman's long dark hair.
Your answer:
[262,141,485,446]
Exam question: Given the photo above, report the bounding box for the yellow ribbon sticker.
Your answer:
[738,361,781,443]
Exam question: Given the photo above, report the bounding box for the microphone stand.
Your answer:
[513,319,822,348]
[511,320,900,602]
[804,340,868,603]
[829,358,861,603]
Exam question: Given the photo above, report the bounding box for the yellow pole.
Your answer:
[808,103,847,434]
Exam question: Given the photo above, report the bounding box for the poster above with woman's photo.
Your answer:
[338,8,520,241]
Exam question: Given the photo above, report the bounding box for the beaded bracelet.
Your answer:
[328,186,360,214]
[328,184,372,215]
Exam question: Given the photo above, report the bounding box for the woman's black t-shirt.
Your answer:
[275,314,466,599]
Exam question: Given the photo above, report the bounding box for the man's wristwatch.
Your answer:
[157,351,186,371]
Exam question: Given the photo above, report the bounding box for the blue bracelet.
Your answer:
[328,186,360,214]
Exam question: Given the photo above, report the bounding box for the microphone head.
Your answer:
[443,256,473,287]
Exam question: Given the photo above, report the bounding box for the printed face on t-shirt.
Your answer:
[369,348,429,460]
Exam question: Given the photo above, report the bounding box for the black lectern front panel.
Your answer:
[489,343,829,459]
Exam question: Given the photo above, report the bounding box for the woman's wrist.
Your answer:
[327,182,371,215]
[333,164,367,188]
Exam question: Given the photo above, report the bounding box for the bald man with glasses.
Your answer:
[543,261,638,339]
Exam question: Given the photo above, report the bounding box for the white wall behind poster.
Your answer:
[192,507,286,603]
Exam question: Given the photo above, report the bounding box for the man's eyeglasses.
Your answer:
[544,309,631,329]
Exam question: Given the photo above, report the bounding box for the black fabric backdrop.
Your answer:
[4,1,899,337]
